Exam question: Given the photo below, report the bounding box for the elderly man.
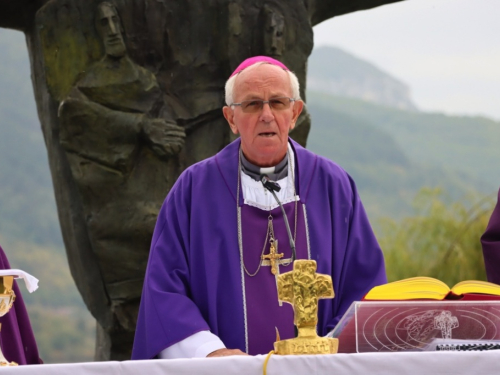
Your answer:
[132,56,386,359]
[482,189,500,284]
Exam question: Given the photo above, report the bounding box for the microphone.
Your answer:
[260,175,296,262]
[260,175,281,192]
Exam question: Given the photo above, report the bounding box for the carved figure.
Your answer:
[264,5,285,57]
[57,2,185,357]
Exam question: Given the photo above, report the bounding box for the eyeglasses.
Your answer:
[230,97,296,113]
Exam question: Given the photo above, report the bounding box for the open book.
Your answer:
[364,277,500,300]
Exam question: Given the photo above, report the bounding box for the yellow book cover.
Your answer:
[364,277,500,301]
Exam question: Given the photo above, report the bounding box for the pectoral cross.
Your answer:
[261,239,284,275]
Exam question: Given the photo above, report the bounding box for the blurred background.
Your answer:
[0,0,499,363]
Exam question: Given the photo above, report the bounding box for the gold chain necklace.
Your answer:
[237,147,298,277]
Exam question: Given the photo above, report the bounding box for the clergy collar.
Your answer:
[240,150,288,182]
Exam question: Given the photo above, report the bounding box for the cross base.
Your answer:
[274,336,338,355]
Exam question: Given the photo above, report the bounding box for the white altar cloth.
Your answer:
[2,351,499,374]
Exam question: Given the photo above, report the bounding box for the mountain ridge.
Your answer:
[308,46,418,111]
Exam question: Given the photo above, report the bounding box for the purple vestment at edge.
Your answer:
[482,188,500,284]
[132,138,387,359]
[0,245,41,364]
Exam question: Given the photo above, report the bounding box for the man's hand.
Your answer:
[206,348,249,357]
[141,118,185,157]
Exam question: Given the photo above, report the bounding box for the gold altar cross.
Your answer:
[273,260,338,355]
[261,239,284,275]
[277,260,334,327]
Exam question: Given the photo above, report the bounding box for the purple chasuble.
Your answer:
[132,138,387,360]
[0,245,41,365]
[482,188,500,284]
[241,201,308,355]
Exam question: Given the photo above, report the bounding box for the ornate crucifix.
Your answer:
[261,239,284,275]
[274,259,338,355]
[261,239,291,306]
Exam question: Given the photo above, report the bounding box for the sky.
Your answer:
[313,0,500,121]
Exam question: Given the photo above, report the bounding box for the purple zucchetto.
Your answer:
[230,56,289,77]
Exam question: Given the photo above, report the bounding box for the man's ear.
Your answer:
[290,100,304,130]
[223,106,239,135]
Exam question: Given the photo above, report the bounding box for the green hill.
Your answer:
[307,91,500,189]
[305,98,495,219]
[306,103,411,168]
[308,99,493,221]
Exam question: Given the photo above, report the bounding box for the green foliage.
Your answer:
[28,306,94,363]
[376,188,494,286]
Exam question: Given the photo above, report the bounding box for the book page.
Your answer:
[364,277,450,300]
[451,280,500,296]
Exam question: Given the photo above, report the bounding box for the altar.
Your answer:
[1,351,499,375]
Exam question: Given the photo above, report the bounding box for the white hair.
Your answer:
[224,63,301,106]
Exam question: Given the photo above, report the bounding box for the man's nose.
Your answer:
[108,19,118,35]
[259,102,275,122]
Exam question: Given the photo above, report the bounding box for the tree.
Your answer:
[378,187,495,286]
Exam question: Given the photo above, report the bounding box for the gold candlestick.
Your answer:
[0,276,18,366]
[274,260,338,355]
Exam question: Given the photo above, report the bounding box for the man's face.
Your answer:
[223,64,303,167]
[97,4,126,58]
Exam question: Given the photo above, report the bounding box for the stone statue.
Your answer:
[57,2,185,358]
[0,0,404,360]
